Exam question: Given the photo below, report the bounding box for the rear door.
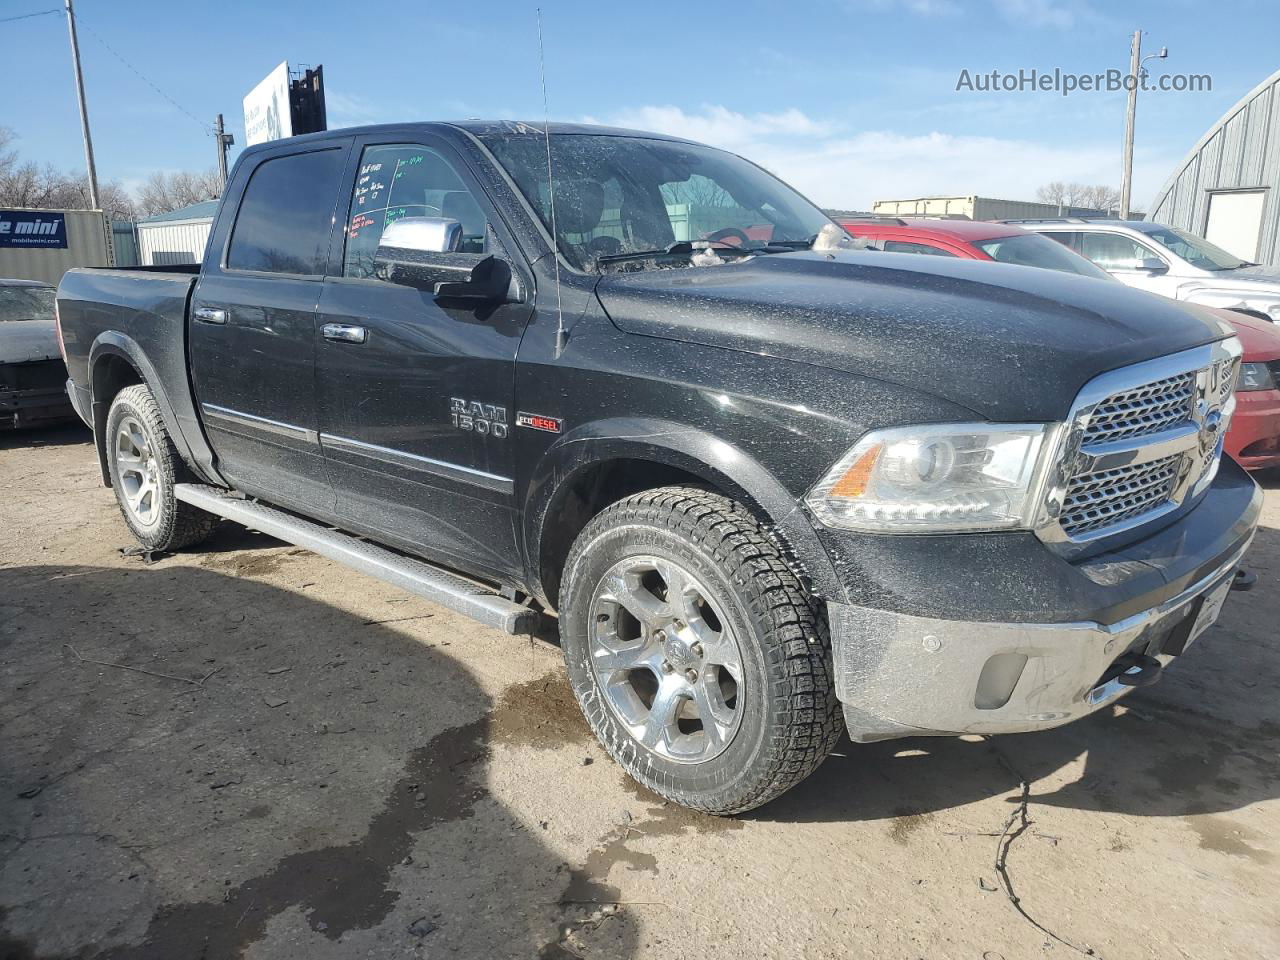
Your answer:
[313,133,535,582]
[190,140,351,513]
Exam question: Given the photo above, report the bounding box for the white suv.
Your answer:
[1004,218,1280,324]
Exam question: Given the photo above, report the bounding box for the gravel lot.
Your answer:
[2,423,1278,960]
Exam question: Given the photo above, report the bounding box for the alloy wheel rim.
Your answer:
[114,416,160,528]
[588,555,744,764]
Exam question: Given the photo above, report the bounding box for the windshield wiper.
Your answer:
[595,240,757,268]
[761,237,816,249]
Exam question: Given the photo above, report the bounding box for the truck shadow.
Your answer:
[0,564,636,960]
[759,518,1280,826]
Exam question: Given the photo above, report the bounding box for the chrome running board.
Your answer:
[174,483,539,636]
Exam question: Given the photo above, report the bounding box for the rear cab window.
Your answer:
[226,148,347,276]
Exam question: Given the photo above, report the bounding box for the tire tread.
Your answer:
[561,485,843,814]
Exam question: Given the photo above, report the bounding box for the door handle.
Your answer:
[322,323,368,344]
[193,307,227,325]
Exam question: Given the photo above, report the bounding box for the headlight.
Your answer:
[1238,362,1277,392]
[805,423,1055,533]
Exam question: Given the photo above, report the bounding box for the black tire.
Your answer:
[559,486,842,815]
[105,384,218,552]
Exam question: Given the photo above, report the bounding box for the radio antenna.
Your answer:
[537,8,567,357]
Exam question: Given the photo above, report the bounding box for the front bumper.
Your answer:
[826,460,1262,743]
[1227,388,1280,470]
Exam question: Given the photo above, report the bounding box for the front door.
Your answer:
[314,135,535,582]
[1075,231,1174,298]
[190,141,351,512]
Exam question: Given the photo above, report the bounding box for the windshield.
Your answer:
[1144,226,1251,271]
[973,233,1114,281]
[481,132,833,271]
[0,285,55,323]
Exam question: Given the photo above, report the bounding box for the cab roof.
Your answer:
[238,121,698,159]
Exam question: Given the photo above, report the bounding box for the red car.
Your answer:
[839,216,1280,471]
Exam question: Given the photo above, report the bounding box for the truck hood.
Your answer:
[0,318,61,364]
[596,250,1231,422]
[1179,265,1280,295]
[1223,264,1280,284]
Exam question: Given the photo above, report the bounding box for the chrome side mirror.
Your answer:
[1136,258,1169,275]
[377,216,463,255]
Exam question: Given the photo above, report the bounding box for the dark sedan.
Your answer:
[1,278,76,429]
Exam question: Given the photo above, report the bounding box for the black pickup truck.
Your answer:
[56,122,1260,814]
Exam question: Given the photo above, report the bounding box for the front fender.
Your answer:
[523,416,846,604]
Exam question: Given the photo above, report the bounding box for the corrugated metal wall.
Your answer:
[137,218,213,266]
[0,209,112,285]
[1150,69,1280,266]
[111,221,140,267]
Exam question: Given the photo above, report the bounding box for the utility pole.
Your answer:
[1119,30,1140,220]
[64,0,100,211]
[1120,30,1168,220]
[214,114,234,193]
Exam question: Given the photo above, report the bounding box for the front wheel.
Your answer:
[559,487,842,814]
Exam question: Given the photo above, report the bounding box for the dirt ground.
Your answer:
[1,422,1277,960]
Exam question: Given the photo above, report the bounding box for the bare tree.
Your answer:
[0,126,134,220]
[134,170,221,217]
[1075,184,1122,212]
[0,127,17,179]
[1036,181,1123,213]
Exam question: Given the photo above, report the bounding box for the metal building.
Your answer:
[136,200,218,266]
[1150,68,1280,266]
[872,195,1114,221]
[0,208,113,285]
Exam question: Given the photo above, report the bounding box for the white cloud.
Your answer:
[589,104,1175,211]
[992,0,1084,29]
[588,105,832,150]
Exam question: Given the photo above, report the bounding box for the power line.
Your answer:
[0,8,60,23]
[68,8,213,135]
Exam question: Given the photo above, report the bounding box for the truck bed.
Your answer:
[56,266,217,484]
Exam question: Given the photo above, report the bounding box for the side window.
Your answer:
[1079,233,1159,270]
[883,240,957,257]
[1040,231,1080,253]
[226,148,345,275]
[343,144,489,279]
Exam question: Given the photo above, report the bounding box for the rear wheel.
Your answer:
[559,486,842,814]
[106,384,218,552]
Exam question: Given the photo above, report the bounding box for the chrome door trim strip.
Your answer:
[319,433,513,494]
[201,403,320,448]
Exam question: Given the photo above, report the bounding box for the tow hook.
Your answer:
[1115,654,1163,688]
[1231,568,1257,592]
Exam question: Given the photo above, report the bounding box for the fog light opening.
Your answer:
[975,653,1028,710]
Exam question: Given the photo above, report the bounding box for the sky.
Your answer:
[3,0,1278,212]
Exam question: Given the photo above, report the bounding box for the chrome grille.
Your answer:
[1081,371,1195,445]
[1216,357,1240,403]
[1049,340,1240,545]
[1059,455,1181,538]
